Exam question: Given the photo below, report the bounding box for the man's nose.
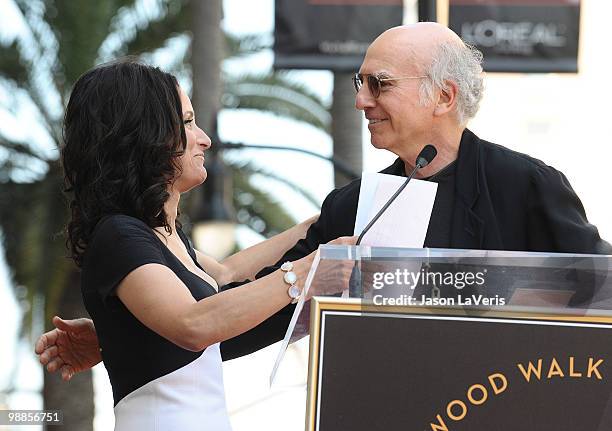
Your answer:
[355,86,375,110]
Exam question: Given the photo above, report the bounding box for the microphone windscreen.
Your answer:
[416,144,437,168]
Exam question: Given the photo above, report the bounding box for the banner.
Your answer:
[274,0,403,71]
[448,0,581,72]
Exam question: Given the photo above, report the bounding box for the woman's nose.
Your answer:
[198,127,212,149]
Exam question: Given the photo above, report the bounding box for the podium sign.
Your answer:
[307,298,612,430]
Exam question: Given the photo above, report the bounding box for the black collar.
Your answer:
[455,128,481,208]
[380,128,481,208]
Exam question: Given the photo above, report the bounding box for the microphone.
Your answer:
[356,144,437,246]
[415,144,437,170]
[348,145,437,298]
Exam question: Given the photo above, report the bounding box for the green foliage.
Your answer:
[46,0,126,88]
[224,73,331,132]
[231,161,320,208]
[232,167,297,237]
[120,0,191,56]
[225,32,272,58]
[0,136,45,163]
[0,41,28,86]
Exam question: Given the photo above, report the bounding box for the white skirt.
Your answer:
[113,343,232,430]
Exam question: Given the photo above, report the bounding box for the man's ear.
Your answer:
[434,80,458,117]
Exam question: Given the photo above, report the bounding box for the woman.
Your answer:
[52,59,352,430]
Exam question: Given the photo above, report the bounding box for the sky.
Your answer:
[2,0,612,429]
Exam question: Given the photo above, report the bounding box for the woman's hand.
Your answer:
[293,213,319,240]
[301,213,319,229]
[34,316,101,381]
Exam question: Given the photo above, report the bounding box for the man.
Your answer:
[280,22,609,256]
[36,23,610,377]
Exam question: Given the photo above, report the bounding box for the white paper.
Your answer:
[355,172,438,247]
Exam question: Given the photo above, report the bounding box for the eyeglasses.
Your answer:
[352,73,427,98]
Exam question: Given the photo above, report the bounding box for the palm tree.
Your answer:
[0,0,331,428]
[0,1,193,429]
[331,72,363,188]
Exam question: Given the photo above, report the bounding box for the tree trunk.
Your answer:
[43,270,94,431]
[190,0,223,134]
[188,0,235,255]
[331,72,363,188]
[41,163,94,430]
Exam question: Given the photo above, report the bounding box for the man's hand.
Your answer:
[304,236,358,299]
[34,316,102,381]
[327,236,358,247]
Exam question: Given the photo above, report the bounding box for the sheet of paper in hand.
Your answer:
[354,172,437,247]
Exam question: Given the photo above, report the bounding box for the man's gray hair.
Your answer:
[419,41,484,125]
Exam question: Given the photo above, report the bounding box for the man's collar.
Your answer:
[380,157,407,176]
[379,128,481,205]
[455,128,481,208]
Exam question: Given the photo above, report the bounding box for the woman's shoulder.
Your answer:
[90,214,161,244]
[95,214,152,234]
[85,214,162,263]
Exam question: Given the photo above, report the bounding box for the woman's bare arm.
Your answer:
[195,214,318,286]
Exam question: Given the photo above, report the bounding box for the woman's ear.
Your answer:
[434,80,458,117]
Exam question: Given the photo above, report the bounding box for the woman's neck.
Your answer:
[163,190,180,231]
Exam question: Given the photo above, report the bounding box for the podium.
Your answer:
[273,246,612,431]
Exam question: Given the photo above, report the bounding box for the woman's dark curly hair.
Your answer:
[62,59,187,267]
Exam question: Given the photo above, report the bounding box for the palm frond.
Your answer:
[227,160,320,207]
[224,32,272,58]
[102,0,190,58]
[21,79,60,141]
[2,4,64,129]
[47,0,129,87]
[0,41,29,87]
[224,73,331,131]
[232,169,297,236]
[0,155,47,182]
[0,135,51,163]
